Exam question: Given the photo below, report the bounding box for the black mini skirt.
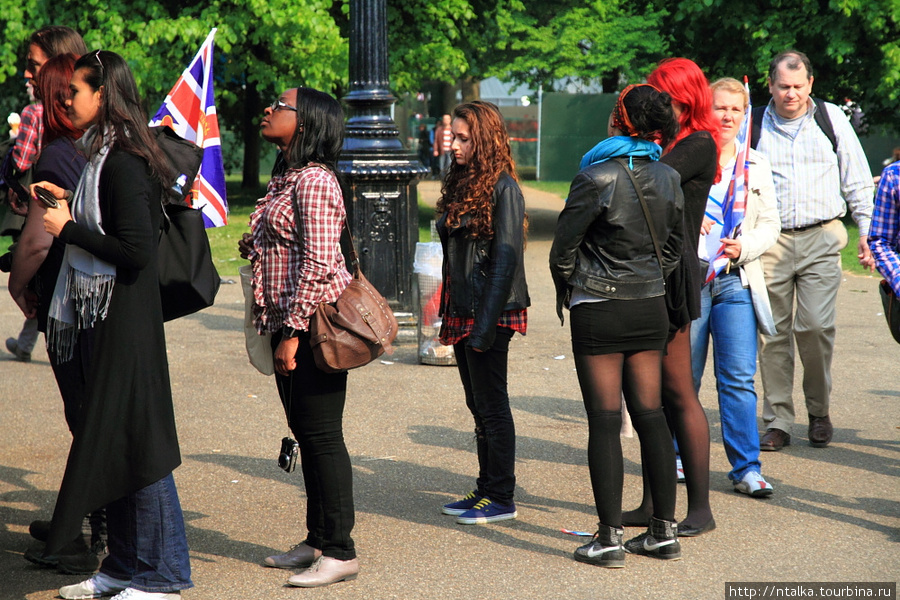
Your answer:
[570,296,668,355]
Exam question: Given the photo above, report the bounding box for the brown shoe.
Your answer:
[760,428,790,451]
[808,414,833,448]
[287,556,358,588]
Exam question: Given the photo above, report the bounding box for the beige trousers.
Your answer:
[758,219,848,433]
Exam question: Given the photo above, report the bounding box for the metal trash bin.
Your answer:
[414,242,455,366]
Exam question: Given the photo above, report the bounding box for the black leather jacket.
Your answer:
[549,157,684,323]
[438,172,530,350]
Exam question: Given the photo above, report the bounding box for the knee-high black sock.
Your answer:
[586,409,624,527]
[630,407,676,521]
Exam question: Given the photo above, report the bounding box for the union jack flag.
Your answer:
[705,77,751,283]
[150,28,227,227]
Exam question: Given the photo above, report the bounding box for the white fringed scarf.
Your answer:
[46,126,115,361]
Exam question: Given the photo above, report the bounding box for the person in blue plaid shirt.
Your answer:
[870,161,900,295]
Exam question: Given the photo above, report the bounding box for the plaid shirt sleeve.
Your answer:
[284,167,351,331]
[11,104,43,171]
[870,163,900,296]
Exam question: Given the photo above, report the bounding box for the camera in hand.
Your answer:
[278,437,299,472]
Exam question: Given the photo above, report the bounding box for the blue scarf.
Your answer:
[579,136,662,170]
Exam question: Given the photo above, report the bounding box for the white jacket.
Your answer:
[733,149,781,334]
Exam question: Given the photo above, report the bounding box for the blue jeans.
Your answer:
[690,271,762,482]
[101,473,192,593]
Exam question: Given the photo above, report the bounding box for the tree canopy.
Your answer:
[0,0,896,190]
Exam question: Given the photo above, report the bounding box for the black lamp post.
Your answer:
[339,0,428,317]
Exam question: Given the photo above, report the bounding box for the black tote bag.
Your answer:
[158,203,220,321]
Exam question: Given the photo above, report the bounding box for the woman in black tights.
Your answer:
[622,57,721,537]
[551,84,684,567]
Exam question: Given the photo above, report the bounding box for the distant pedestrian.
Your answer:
[416,123,431,172]
[437,101,529,526]
[433,113,453,177]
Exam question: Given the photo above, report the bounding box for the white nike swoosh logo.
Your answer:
[586,545,620,558]
[643,538,676,551]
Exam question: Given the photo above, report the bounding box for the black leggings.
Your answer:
[273,331,355,560]
[575,350,676,527]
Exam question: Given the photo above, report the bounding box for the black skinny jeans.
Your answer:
[273,331,356,560]
[453,326,516,505]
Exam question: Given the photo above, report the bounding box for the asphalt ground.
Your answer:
[1,181,897,600]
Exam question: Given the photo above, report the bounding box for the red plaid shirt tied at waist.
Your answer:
[438,278,527,346]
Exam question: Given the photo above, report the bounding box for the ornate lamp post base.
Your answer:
[340,0,428,321]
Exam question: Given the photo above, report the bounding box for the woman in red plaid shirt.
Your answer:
[239,87,358,588]
[436,101,530,525]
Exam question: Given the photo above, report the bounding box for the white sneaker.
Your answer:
[60,573,130,599]
[676,457,685,483]
[110,588,181,600]
[734,471,774,497]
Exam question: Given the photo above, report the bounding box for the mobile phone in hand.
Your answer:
[34,186,59,208]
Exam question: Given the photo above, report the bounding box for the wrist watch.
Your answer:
[282,326,301,339]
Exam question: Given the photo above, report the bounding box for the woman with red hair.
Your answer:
[9,52,86,429]
[8,52,99,573]
[622,57,720,537]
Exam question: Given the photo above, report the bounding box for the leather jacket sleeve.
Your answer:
[549,172,604,324]
[469,178,527,350]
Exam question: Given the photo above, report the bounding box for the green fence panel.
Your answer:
[539,93,616,182]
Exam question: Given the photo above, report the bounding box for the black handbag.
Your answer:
[158,203,220,321]
[878,279,900,345]
[151,125,219,321]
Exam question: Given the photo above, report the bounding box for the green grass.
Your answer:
[521,180,570,199]
[840,217,877,278]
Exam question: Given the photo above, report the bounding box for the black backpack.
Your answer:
[151,126,204,205]
[750,98,837,154]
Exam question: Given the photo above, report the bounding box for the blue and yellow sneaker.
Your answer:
[455,497,517,525]
[441,490,483,516]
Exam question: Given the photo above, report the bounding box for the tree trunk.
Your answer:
[241,80,261,189]
[601,69,621,94]
[460,76,480,103]
[439,81,456,115]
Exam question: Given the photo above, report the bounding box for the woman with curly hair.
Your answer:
[437,101,530,525]
[623,57,721,537]
[553,84,684,566]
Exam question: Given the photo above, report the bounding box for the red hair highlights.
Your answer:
[37,53,82,144]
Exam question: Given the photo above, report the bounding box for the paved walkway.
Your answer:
[1,183,897,599]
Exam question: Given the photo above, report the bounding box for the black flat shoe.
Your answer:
[677,517,716,537]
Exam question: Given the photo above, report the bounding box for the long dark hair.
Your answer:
[28,25,87,59]
[437,101,517,239]
[73,50,171,186]
[279,87,344,177]
[37,53,82,144]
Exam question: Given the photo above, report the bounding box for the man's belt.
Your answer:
[783,218,835,234]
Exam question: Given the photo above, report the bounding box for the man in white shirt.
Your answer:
[755,50,874,451]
